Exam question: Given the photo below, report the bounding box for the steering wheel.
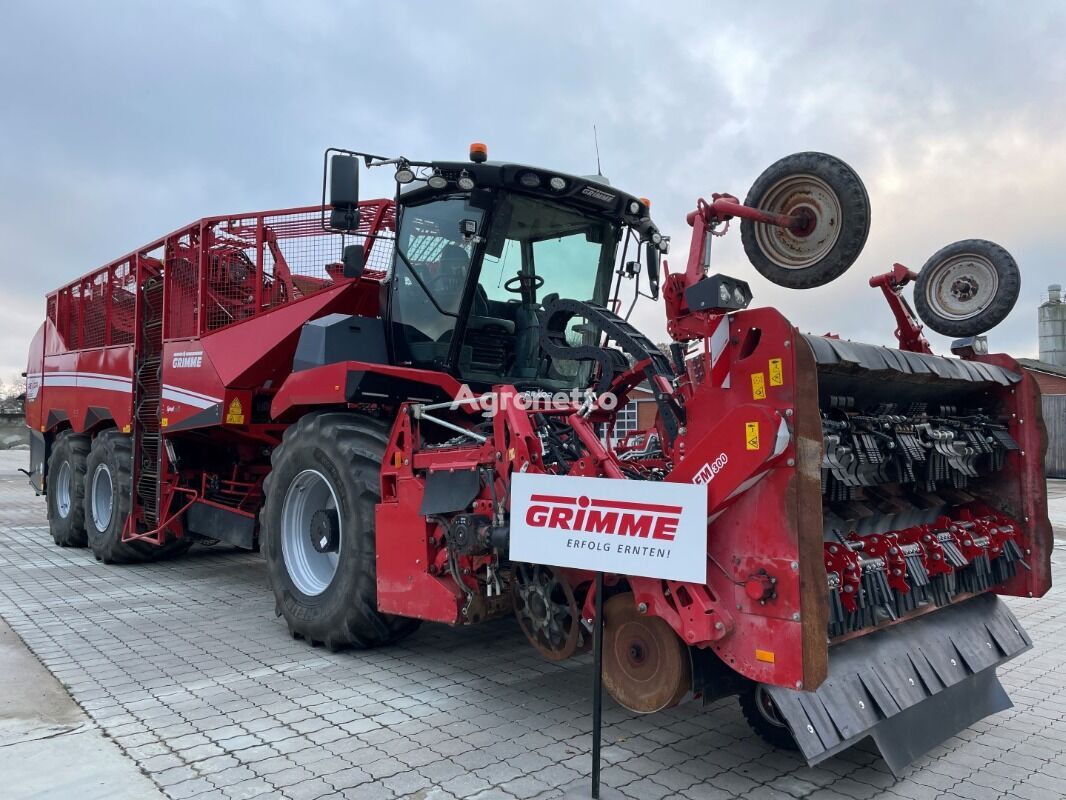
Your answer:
[504,273,545,294]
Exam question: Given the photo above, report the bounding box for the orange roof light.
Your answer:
[470,142,488,164]
[640,197,651,207]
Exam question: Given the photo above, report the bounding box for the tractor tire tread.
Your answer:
[741,151,871,289]
[262,411,418,651]
[913,239,1021,337]
[48,429,91,547]
[85,430,156,564]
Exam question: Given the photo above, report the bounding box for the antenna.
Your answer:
[593,125,603,176]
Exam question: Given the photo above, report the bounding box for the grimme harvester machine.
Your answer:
[25,144,1051,773]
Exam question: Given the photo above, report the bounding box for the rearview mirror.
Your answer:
[328,154,361,232]
[645,240,661,300]
[342,244,365,279]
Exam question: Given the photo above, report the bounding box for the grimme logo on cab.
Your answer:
[524,494,681,541]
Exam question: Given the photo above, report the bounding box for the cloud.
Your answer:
[1,1,1064,375]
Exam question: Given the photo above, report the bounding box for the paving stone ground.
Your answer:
[0,455,1063,800]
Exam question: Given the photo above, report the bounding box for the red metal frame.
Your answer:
[26,181,1052,699]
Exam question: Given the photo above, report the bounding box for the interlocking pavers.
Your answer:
[0,469,1064,799]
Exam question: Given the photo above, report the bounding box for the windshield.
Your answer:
[463,194,616,386]
[389,192,618,387]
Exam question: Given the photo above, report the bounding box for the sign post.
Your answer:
[509,472,708,800]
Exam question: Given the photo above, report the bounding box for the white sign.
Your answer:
[509,473,708,584]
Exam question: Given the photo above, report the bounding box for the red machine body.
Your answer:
[26,148,1052,774]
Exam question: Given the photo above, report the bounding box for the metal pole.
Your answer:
[592,571,604,799]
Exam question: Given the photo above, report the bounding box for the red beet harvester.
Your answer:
[24,145,1052,773]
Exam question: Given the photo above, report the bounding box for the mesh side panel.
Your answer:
[165,233,200,339]
[69,284,83,350]
[110,260,136,345]
[46,296,57,332]
[81,271,109,349]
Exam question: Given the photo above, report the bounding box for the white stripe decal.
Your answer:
[39,371,221,410]
[42,375,131,392]
[162,384,221,403]
[162,388,221,409]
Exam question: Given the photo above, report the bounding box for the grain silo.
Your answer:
[1038,284,1066,367]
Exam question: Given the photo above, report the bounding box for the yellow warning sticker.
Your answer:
[755,649,776,664]
[751,372,766,400]
[226,398,245,425]
[769,358,783,386]
[745,421,760,450]
[122,424,131,433]
[160,417,168,428]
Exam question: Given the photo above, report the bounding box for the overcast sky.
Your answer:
[2,1,1064,378]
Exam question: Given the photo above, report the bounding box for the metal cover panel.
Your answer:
[766,593,1030,775]
[802,335,1020,385]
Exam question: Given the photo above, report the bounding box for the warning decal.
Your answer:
[226,398,245,425]
[745,421,760,450]
[751,372,766,400]
[769,358,783,386]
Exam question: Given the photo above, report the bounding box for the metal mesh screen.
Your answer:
[110,260,137,345]
[81,272,109,349]
[165,233,201,339]
[46,202,396,349]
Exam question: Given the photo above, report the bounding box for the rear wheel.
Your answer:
[47,430,90,547]
[741,152,871,289]
[85,430,158,564]
[739,683,799,751]
[913,239,1020,337]
[261,411,420,650]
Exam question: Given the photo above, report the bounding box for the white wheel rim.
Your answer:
[55,461,72,519]
[280,469,342,597]
[755,685,788,728]
[753,174,842,269]
[90,463,113,531]
[924,254,999,321]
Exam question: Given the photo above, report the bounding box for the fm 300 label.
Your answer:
[693,453,728,485]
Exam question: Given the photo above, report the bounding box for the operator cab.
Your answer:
[329,148,665,391]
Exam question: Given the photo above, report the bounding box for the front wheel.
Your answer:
[261,412,420,650]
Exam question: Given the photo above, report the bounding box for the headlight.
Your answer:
[457,171,475,191]
[519,172,541,188]
[628,200,641,215]
[395,167,415,184]
[427,172,448,190]
[549,176,567,191]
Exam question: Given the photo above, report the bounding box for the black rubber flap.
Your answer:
[420,469,480,515]
[766,593,1030,776]
[802,335,1020,386]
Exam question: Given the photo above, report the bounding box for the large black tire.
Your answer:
[739,683,799,751]
[261,412,420,650]
[47,430,90,547]
[741,152,871,289]
[84,430,160,564]
[913,239,1021,337]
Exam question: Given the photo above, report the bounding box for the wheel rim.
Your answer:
[754,684,788,728]
[753,174,842,269]
[55,461,72,518]
[512,563,582,661]
[602,593,690,713]
[924,253,999,321]
[281,469,342,597]
[90,463,113,531]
